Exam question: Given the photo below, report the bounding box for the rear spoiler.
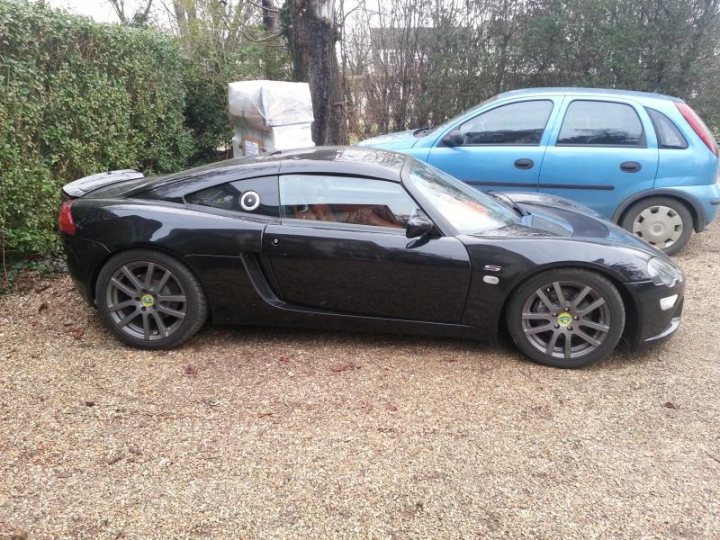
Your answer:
[62,169,145,198]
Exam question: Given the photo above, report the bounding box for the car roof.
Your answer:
[126,146,409,198]
[496,87,684,103]
[274,146,408,181]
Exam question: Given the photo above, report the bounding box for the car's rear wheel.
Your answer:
[620,197,693,255]
[95,250,207,349]
[506,269,625,368]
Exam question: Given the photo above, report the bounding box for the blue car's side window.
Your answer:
[458,100,554,146]
[557,100,645,147]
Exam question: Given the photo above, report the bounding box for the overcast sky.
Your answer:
[39,0,374,33]
[40,0,371,25]
[43,0,119,22]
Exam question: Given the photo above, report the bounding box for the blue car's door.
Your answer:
[537,98,659,219]
[426,98,562,193]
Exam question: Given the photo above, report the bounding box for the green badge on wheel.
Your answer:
[141,294,155,308]
[557,312,573,327]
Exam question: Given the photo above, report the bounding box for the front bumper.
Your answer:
[643,315,682,345]
[623,279,685,351]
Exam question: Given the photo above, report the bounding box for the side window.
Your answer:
[557,100,644,146]
[459,100,554,145]
[646,108,688,149]
[186,176,279,217]
[279,175,419,230]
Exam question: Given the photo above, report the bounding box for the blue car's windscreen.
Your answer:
[406,162,518,234]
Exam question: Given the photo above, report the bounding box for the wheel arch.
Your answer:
[612,190,706,233]
[87,243,208,309]
[497,262,639,347]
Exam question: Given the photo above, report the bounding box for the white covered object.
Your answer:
[228,80,315,157]
[228,80,314,128]
[231,123,314,157]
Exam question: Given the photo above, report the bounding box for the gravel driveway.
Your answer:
[1,223,719,539]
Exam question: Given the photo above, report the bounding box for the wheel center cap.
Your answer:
[651,223,665,234]
[557,312,573,327]
[141,294,155,308]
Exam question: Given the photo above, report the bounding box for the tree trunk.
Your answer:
[262,0,279,34]
[171,0,197,44]
[284,0,348,145]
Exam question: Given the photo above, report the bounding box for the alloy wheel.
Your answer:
[105,261,187,341]
[521,280,612,360]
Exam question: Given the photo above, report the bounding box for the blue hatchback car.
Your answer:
[360,88,720,254]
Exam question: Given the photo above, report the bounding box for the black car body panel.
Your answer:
[61,147,685,351]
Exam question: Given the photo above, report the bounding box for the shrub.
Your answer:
[0,1,194,258]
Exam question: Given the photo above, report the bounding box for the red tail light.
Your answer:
[675,102,718,156]
[58,200,76,235]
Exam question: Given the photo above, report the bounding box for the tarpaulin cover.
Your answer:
[228,80,314,128]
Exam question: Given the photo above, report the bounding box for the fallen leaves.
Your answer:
[106,453,124,466]
[184,364,198,377]
[34,283,51,294]
[330,362,360,373]
[62,322,85,340]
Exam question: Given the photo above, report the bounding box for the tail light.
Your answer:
[675,102,718,156]
[58,200,76,235]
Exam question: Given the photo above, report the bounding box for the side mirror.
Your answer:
[406,215,434,239]
[441,129,464,147]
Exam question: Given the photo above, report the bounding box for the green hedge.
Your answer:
[0,1,193,257]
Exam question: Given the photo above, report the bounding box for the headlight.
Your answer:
[647,257,683,287]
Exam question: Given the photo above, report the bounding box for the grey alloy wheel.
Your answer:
[105,261,187,342]
[96,250,208,349]
[521,280,611,360]
[506,268,625,368]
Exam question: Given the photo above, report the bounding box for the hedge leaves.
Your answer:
[0,1,193,257]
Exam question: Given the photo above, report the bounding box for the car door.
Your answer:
[262,174,472,323]
[426,98,561,192]
[538,98,658,219]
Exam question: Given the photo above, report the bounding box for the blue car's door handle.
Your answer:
[620,161,642,173]
[514,158,534,170]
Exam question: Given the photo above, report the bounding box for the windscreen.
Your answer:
[405,161,518,234]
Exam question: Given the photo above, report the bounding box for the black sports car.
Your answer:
[58,147,685,368]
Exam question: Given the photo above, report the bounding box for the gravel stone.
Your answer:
[1,222,719,539]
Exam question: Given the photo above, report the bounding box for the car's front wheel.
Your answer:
[506,269,625,368]
[95,249,208,349]
[620,197,693,255]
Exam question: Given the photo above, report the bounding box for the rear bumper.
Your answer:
[623,279,685,351]
[62,235,111,305]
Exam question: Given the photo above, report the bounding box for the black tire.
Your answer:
[620,197,693,255]
[95,249,208,349]
[506,268,625,368]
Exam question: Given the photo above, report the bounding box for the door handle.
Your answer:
[514,158,534,170]
[620,161,642,173]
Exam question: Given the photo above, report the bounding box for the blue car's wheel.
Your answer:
[621,197,693,255]
[506,269,625,368]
